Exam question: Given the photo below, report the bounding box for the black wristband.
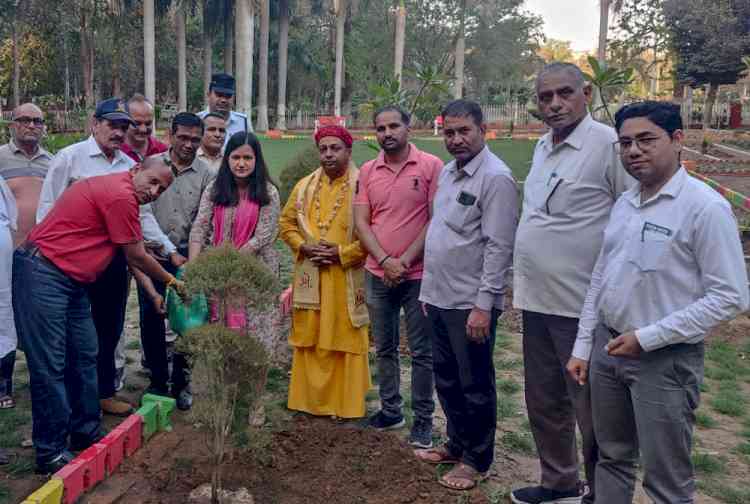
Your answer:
[378,254,391,266]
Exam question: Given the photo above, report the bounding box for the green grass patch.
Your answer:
[0,483,9,503]
[699,381,709,393]
[695,411,718,429]
[710,386,747,417]
[692,452,726,474]
[705,366,738,382]
[734,442,750,457]
[495,330,513,350]
[500,431,535,454]
[496,378,521,395]
[4,454,34,477]
[0,408,31,449]
[706,342,750,377]
[494,358,523,371]
[496,395,519,420]
[125,340,141,350]
[698,479,750,504]
[265,367,288,394]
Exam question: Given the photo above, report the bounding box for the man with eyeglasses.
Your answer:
[510,62,634,504]
[0,103,52,247]
[121,94,168,163]
[198,73,251,147]
[567,101,749,504]
[37,97,179,418]
[197,112,227,175]
[0,103,51,415]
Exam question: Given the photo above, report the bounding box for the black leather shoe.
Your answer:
[174,386,193,411]
[35,451,74,475]
[69,430,105,452]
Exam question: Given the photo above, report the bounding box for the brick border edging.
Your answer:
[21,394,176,504]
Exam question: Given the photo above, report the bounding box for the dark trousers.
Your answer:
[425,304,499,473]
[522,311,597,501]
[366,272,434,422]
[591,324,702,504]
[137,250,189,393]
[12,249,100,463]
[87,250,129,400]
[0,350,15,397]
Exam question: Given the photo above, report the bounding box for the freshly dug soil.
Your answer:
[84,415,490,504]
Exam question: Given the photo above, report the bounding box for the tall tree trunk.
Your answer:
[256,0,270,131]
[203,1,215,108]
[176,5,187,110]
[453,0,467,99]
[334,0,346,116]
[143,0,156,102]
[393,0,406,86]
[703,83,718,129]
[11,23,20,108]
[80,4,94,109]
[597,0,609,63]
[235,0,254,130]
[275,0,289,130]
[112,15,123,97]
[224,0,234,73]
[63,36,70,113]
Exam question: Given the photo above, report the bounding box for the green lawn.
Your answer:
[41,133,537,181]
[259,137,537,181]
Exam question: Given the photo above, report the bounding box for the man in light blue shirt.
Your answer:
[197,73,251,147]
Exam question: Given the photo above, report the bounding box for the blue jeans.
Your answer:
[365,271,434,422]
[12,249,100,464]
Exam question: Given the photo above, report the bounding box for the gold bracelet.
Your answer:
[166,275,177,288]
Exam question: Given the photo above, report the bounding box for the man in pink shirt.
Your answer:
[354,105,443,448]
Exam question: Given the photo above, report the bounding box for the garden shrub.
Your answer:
[176,245,279,504]
[278,143,320,204]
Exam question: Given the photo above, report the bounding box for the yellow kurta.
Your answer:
[279,171,371,418]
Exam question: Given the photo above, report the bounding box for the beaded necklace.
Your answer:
[312,175,349,237]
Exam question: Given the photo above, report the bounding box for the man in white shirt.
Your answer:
[197,73,250,147]
[37,98,181,417]
[567,101,749,504]
[196,112,227,175]
[511,62,633,504]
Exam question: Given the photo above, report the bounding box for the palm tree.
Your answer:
[333,0,346,116]
[393,0,406,86]
[144,0,156,102]
[235,0,255,129]
[256,0,270,131]
[175,2,187,110]
[275,0,290,130]
[453,0,471,99]
[223,0,234,73]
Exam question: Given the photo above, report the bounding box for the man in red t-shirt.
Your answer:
[13,156,182,474]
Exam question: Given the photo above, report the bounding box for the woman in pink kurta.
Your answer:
[188,132,284,361]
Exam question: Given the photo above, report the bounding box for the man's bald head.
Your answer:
[13,103,43,118]
[10,103,45,150]
[131,156,175,204]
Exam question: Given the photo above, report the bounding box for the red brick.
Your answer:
[53,459,91,504]
[76,444,106,486]
[99,429,126,476]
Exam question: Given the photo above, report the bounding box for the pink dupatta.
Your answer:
[210,198,261,328]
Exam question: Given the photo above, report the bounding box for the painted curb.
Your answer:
[20,394,177,504]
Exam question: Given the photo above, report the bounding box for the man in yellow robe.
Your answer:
[280,125,371,418]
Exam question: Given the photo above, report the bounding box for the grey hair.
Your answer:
[536,62,586,89]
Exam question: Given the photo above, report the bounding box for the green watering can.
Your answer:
[165,269,208,335]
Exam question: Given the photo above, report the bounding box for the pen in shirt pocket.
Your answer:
[546,171,557,186]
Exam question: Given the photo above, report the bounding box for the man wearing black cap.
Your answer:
[37,97,180,417]
[198,73,251,146]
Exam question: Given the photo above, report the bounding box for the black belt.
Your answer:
[19,241,63,273]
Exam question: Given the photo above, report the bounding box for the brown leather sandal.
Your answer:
[414,446,460,465]
[438,463,488,491]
